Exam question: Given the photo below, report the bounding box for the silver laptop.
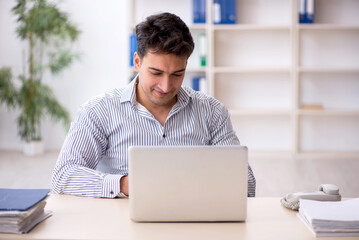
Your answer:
[128,145,248,222]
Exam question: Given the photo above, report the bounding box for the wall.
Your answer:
[0,0,130,150]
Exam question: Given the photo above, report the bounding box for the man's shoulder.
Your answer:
[182,86,225,110]
[81,88,125,111]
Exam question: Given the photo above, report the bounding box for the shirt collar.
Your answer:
[120,75,138,104]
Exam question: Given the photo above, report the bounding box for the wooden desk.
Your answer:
[1,195,358,240]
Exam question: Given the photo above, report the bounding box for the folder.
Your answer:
[306,0,315,24]
[192,77,207,93]
[193,0,206,23]
[0,189,51,234]
[130,34,137,67]
[0,188,49,211]
[299,0,315,24]
[299,0,306,23]
[213,0,236,24]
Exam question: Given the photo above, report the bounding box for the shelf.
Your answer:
[296,152,359,159]
[189,24,207,31]
[214,66,290,73]
[213,24,290,31]
[130,0,359,157]
[298,24,359,31]
[299,67,359,73]
[230,109,291,116]
[298,109,359,116]
[186,66,207,73]
[248,150,293,159]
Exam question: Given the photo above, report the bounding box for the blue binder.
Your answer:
[299,0,315,24]
[193,0,206,23]
[305,0,315,23]
[192,77,201,91]
[130,34,137,67]
[214,0,236,24]
[0,188,49,211]
[299,0,306,23]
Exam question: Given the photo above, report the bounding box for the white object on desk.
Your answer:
[298,198,359,237]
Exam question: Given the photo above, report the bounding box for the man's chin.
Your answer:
[150,96,175,107]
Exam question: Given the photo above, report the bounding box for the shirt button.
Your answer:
[110,191,114,195]
[163,134,166,138]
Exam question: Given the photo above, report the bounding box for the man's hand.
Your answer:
[120,176,129,196]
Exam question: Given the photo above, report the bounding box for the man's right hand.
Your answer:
[120,176,129,196]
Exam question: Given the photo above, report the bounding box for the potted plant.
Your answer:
[0,0,80,155]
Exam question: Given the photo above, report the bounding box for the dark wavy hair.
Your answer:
[135,12,194,59]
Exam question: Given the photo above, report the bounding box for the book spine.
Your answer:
[306,0,315,24]
[226,0,236,24]
[213,0,236,24]
[213,0,221,24]
[192,77,201,91]
[192,77,207,93]
[199,0,206,23]
[299,0,306,23]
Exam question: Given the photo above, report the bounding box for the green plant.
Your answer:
[0,0,80,142]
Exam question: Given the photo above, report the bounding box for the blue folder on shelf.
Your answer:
[193,0,206,23]
[299,0,315,24]
[129,34,137,67]
[0,188,50,211]
[213,0,236,24]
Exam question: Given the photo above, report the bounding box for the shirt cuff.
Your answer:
[101,174,123,198]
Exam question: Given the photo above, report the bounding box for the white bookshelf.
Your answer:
[129,0,359,158]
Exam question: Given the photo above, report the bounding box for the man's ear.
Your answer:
[134,52,141,72]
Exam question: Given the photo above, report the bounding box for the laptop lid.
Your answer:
[128,145,248,222]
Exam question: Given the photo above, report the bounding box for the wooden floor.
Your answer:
[0,150,358,198]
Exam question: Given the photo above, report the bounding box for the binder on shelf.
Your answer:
[130,34,137,67]
[198,33,207,67]
[299,0,315,24]
[192,76,207,94]
[299,0,306,23]
[306,0,315,24]
[213,0,236,24]
[193,0,206,23]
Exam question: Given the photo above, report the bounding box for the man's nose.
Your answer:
[158,75,171,92]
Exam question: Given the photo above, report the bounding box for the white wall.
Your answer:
[0,0,130,150]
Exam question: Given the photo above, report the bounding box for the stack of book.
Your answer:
[0,189,52,234]
[298,198,359,237]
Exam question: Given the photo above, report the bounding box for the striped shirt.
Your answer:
[52,77,256,198]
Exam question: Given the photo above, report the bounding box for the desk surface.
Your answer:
[1,195,358,240]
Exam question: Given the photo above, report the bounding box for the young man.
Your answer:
[52,12,256,198]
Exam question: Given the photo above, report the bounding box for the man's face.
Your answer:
[134,51,187,109]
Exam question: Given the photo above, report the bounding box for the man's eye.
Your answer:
[151,72,161,76]
[173,74,183,77]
